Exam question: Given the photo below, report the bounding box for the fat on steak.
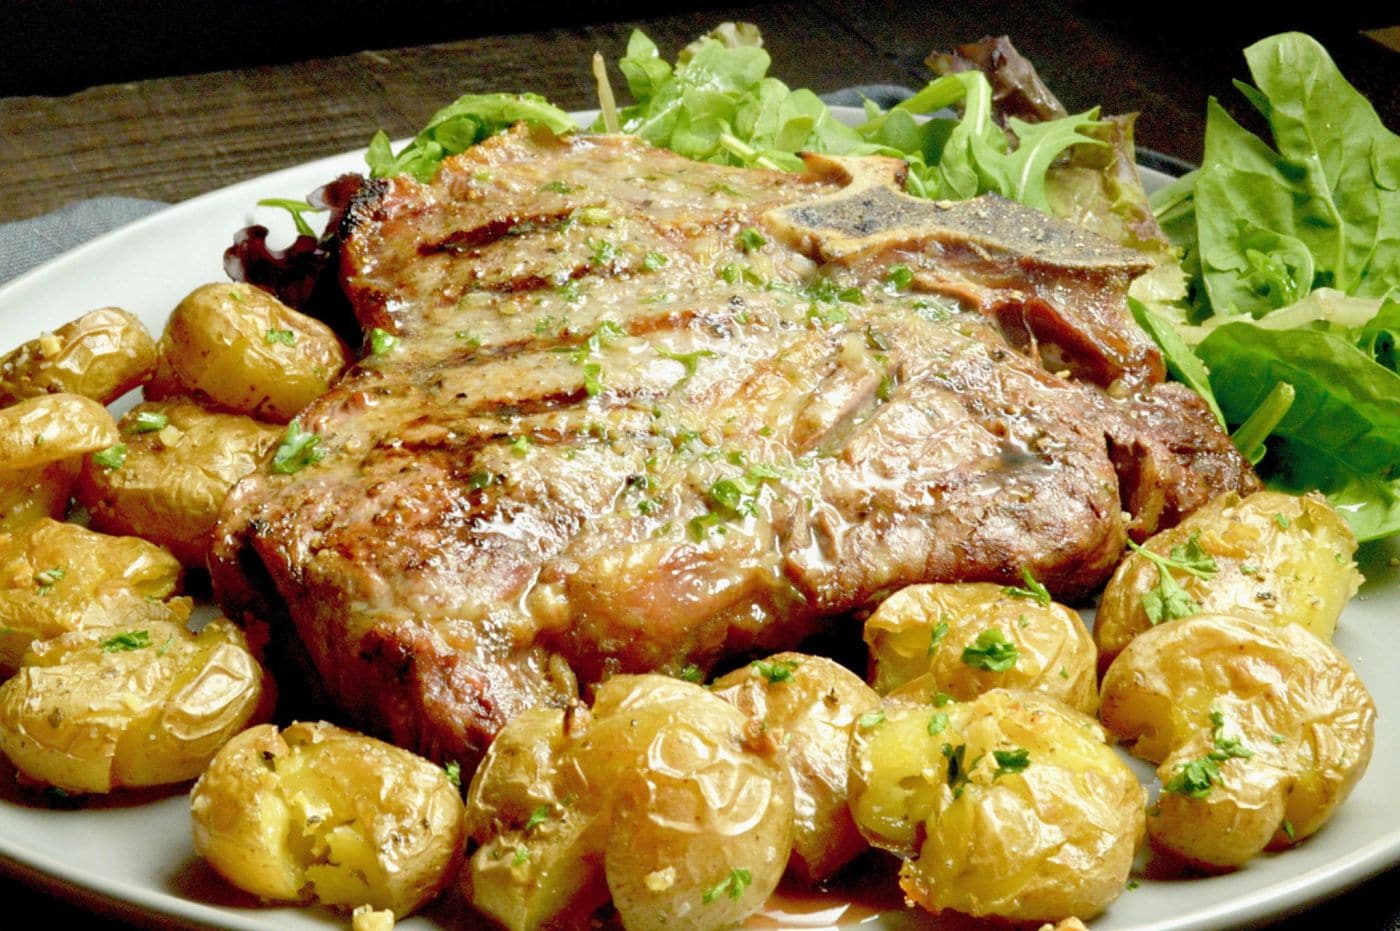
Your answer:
[212,126,1256,767]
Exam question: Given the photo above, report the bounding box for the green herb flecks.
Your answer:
[992,748,1031,779]
[961,629,1019,672]
[92,444,127,470]
[367,327,397,355]
[125,411,169,434]
[1001,567,1051,606]
[101,630,151,653]
[702,868,752,904]
[752,658,799,684]
[264,328,297,346]
[271,422,326,475]
[1130,531,1219,624]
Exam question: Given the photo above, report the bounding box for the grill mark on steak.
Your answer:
[213,125,1256,769]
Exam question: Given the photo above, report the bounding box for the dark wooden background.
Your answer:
[1,1,1396,223]
[2,1,1399,927]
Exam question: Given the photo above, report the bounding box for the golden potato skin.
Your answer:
[711,652,877,882]
[191,721,465,916]
[865,583,1098,715]
[1100,614,1375,869]
[77,401,281,566]
[463,675,793,931]
[587,676,792,931]
[0,393,118,471]
[849,689,1145,923]
[0,616,268,793]
[0,459,76,532]
[0,518,183,676]
[1094,491,1361,669]
[0,307,156,406]
[463,707,610,931]
[146,283,353,423]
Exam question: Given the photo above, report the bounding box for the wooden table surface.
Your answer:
[2,2,1398,927]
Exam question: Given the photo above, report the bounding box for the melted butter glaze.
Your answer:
[212,126,1255,768]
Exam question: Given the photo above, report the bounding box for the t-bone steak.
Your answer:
[212,126,1256,768]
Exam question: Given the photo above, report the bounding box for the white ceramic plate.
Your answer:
[0,109,1396,930]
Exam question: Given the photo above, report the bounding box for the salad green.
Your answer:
[361,27,1399,541]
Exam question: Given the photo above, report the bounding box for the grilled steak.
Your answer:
[212,126,1255,767]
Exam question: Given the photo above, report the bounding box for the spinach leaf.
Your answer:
[1128,297,1224,426]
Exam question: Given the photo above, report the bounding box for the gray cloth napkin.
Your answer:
[0,196,166,285]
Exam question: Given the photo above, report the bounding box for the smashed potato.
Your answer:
[711,652,878,882]
[146,283,353,423]
[78,400,281,566]
[463,674,793,931]
[0,307,156,406]
[865,583,1098,714]
[0,518,183,676]
[0,392,118,472]
[1094,491,1361,669]
[0,459,76,532]
[849,689,1144,923]
[0,616,268,793]
[1100,613,1375,869]
[191,721,464,916]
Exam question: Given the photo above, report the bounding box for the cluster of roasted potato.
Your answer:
[0,281,1382,930]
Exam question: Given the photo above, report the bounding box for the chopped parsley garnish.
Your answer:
[656,347,717,384]
[1274,512,1291,529]
[1270,733,1286,745]
[33,567,65,588]
[367,327,397,355]
[467,470,499,491]
[803,277,863,306]
[961,629,1019,672]
[857,710,886,729]
[1162,705,1253,799]
[677,664,703,683]
[512,847,529,866]
[271,422,326,475]
[125,410,169,434]
[885,264,913,290]
[264,328,297,346]
[752,658,799,684]
[992,748,1031,779]
[455,331,483,348]
[257,198,325,237]
[642,250,669,272]
[443,760,462,789]
[927,619,950,655]
[588,237,617,266]
[508,435,532,457]
[92,444,127,470]
[1162,756,1221,799]
[1001,567,1051,606]
[101,630,151,653]
[927,712,949,735]
[525,804,551,832]
[934,692,955,707]
[690,464,783,539]
[737,227,767,251]
[538,180,575,194]
[702,868,752,904]
[864,327,891,351]
[942,742,984,798]
[1130,531,1219,624]
[1282,819,1296,841]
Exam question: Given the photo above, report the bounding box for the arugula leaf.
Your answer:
[367,93,576,182]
